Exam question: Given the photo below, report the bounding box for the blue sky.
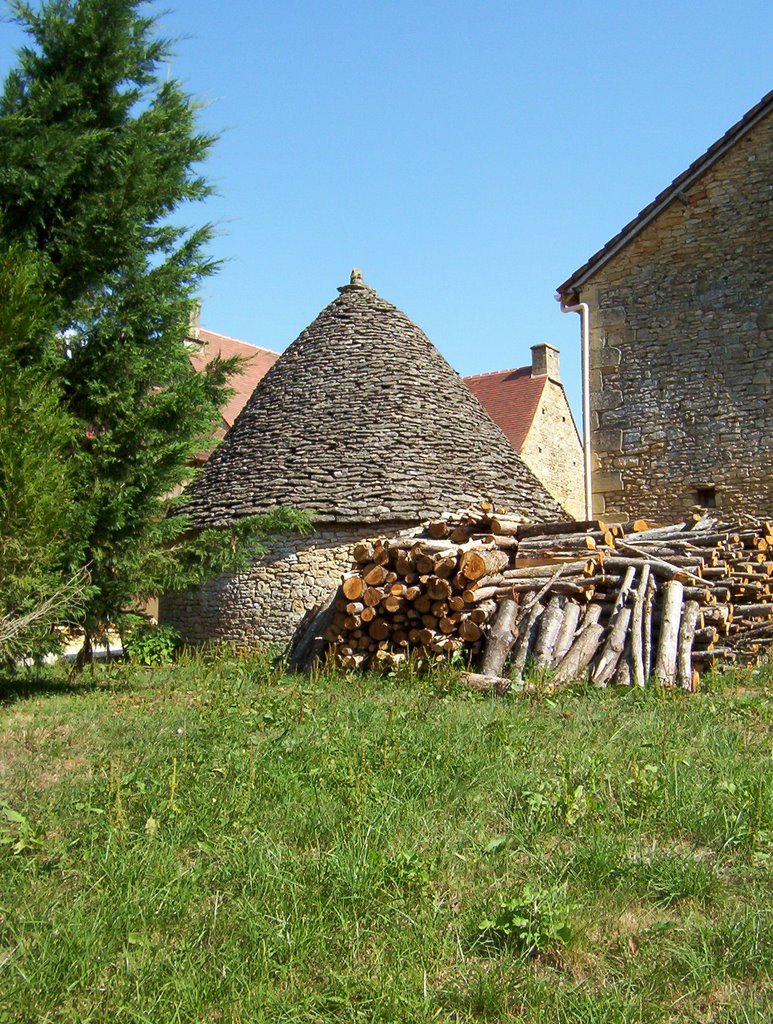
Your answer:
[2,1,771,417]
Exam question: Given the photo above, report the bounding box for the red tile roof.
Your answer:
[557,88,773,299]
[464,366,547,453]
[187,328,280,428]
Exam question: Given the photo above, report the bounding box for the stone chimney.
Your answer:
[531,342,560,382]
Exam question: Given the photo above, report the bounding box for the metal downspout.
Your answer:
[558,298,592,519]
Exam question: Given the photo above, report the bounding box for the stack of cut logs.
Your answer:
[322,506,773,691]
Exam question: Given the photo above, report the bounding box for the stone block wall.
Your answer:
[519,380,584,519]
[579,111,773,521]
[160,520,418,649]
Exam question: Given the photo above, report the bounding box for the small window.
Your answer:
[696,486,717,508]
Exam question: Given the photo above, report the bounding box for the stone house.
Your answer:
[162,271,563,647]
[556,89,773,521]
[464,344,583,518]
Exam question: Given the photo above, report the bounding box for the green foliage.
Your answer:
[0,801,46,858]
[0,236,87,658]
[0,1,306,651]
[159,506,312,597]
[1,0,214,313]
[123,623,179,665]
[477,884,574,956]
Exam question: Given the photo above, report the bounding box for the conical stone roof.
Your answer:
[182,272,565,528]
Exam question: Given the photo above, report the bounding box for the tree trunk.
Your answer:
[654,580,684,687]
[551,600,581,667]
[552,623,606,685]
[629,564,651,688]
[531,595,566,672]
[480,598,519,678]
[677,600,700,691]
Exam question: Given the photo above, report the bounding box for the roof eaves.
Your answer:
[557,88,773,298]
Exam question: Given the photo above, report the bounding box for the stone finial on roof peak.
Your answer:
[338,267,370,293]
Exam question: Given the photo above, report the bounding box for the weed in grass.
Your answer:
[123,623,180,666]
[475,883,575,958]
[385,849,438,896]
[0,801,45,859]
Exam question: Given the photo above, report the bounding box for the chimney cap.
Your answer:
[530,341,560,354]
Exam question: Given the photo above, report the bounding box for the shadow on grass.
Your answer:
[0,666,110,707]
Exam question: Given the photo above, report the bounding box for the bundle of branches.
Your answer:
[313,506,773,691]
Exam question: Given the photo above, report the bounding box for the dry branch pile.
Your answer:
[322,506,773,691]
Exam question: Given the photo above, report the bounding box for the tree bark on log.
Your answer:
[592,606,632,687]
[629,564,651,688]
[551,623,606,685]
[613,566,637,614]
[612,546,703,584]
[480,598,519,678]
[591,567,636,687]
[654,580,684,687]
[643,575,657,680]
[532,595,566,672]
[286,590,338,672]
[510,600,544,681]
[613,646,632,686]
[551,600,581,667]
[459,672,512,695]
[677,600,700,691]
[516,519,610,540]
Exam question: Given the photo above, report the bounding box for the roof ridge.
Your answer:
[193,328,280,356]
[557,87,773,296]
[463,365,530,380]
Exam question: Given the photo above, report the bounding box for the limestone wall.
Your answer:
[519,381,584,519]
[160,521,418,649]
[579,111,773,521]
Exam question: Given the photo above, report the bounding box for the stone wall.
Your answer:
[519,381,584,519]
[160,520,418,649]
[579,111,773,521]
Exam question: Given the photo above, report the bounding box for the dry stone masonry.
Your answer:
[162,272,563,646]
[558,91,773,521]
[161,523,417,649]
[519,354,584,520]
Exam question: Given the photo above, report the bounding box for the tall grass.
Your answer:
[0,654,771,1022]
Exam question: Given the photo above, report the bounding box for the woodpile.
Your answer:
[317,506,773,691]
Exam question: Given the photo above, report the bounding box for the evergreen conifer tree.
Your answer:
[0,0,305,657]
[0,236,88,661]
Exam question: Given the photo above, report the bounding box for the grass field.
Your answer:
[1,654,771,1022]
